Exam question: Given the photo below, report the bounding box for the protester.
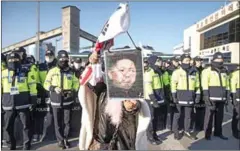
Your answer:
[78,51,151,150]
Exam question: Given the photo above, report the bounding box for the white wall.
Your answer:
[183,24,199,58]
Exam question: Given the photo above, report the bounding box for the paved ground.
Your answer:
[2,105,240,150]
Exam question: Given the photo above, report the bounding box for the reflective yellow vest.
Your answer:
[171,67,200,105]
[1,67,37,110]
[144,68,165,104]
[201,67,230,102]
[230,69,240,102]
[44,67,79,107]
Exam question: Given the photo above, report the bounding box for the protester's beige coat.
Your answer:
[78,85,151,150]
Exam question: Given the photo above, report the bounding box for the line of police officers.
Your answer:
[1,47,84,150]
[1,49,239,150]
[143,52,240,145]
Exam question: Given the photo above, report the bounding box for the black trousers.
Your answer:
[41,104,54,139]
[232,103,240,136]
[52,106,71,142]
[146,102,158,140]
[4,109,31,148]
[204,102,224,137]
[195,106,205,131]
[166,104,174,131]
[172,105,193,133]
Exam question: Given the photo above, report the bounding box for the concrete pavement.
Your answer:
[2,105,239,150]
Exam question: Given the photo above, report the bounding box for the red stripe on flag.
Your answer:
[80,67,93,85]
[95,39,114,52]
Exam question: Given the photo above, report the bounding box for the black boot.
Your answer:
[174,132,181,140]
[7,141,16,150]
[22,143,31,150]
[64,139,70,149]
[58,141,66,150]
[214,134,228,140]
[184,131,198,140]
[233,133,240,139]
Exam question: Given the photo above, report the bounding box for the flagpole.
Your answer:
[127,31,140,50]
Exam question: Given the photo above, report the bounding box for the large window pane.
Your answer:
[200,18,239,50]
[229,20,236,34]
[236,32,240,42]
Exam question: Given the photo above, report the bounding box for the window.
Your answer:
[200,18,240,50]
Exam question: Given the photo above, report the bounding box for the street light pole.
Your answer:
[36,1,40,61]
[55,37,62,56]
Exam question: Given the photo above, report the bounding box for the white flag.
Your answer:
[98,3,130,43]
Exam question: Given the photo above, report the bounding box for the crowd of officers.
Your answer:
[1,48,84,150]
[1,47,239,150]
[143,52,240,145]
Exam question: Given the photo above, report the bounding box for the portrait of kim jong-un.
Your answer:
[104,49,144,100]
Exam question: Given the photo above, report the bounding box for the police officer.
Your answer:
[164,58,178,132]
[155,57,168,131]
[71,57,84,78]
[25,55,42,142]
[38,50,57,142]
[171,54,200,140]
[1,53,7,147]
[2,53,7,71]
[202,52,229,140]
[44,50,79,149]
[230,64,240,139]
[2,52,37,150]
[144,56,165,145]
[192,56,205,131]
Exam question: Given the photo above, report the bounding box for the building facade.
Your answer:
[183,1,240,63]
[173,42,184,55]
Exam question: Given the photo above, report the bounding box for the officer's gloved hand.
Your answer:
[151,101,160,108]
[209,105,216,111]
[195,94,201,104]
[203,96,211,106]
[54,87,62,94]
[232,93,238,106]
[30,96,37,111]
[149,94,160,108]
[172,93,178,104]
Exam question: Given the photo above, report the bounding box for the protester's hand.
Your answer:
[124,100,136,111]
[89,51,99,64]
[54,87,62,94]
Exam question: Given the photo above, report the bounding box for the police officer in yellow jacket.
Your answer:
[44,50,79,149]
[144,56,165,145]
[202,52,229,140]
[230,64,240,139]
[171,54,200,140]
[2,53,7,71]
[38,50,57,142]
[2,52,37,150]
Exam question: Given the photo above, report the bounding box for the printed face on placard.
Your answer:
[105,50,144,99]
[108,59,137,89]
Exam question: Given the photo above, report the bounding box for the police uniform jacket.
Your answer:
[1,66,37,110]
[171,67,200,105]
[202,66,230,102]
[44,66,79,108]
